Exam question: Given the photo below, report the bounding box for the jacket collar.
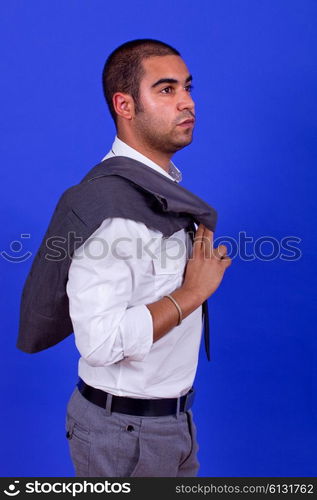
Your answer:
[81,155,217,232]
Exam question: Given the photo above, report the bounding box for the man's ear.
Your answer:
[112,92,135,121]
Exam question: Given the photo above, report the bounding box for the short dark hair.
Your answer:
[102,39,180,124]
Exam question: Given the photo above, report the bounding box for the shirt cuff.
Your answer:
[119,304,153,361]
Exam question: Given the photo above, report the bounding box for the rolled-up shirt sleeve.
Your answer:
[66,217,154,366]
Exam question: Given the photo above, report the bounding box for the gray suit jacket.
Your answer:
[17,156,217,356]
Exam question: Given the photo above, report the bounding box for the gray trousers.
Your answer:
[65,386,200,477]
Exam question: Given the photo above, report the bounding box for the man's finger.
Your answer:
[221,256,232,268]
[192,223,205,253]
[203,226,214,244]
[194,223,205,237]
[202,227,213,258]
[213,244,228,260]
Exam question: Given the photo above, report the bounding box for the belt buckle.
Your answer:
[184,388,195,411]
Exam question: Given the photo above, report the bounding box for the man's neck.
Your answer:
[116,133,172,172]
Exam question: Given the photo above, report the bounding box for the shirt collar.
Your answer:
[102,136,182,183]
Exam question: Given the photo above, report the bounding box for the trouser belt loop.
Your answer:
[105,392,113,416]
[175,396,181,419]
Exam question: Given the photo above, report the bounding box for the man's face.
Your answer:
[133,55,195,154]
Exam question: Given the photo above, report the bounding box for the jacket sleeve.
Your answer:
[66,217,154,366]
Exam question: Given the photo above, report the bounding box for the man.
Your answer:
[63,39,231,477]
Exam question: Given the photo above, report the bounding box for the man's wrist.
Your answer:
[171,286,203,318]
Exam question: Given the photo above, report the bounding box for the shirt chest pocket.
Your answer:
[152,258,182,275]
[151,235,187,294]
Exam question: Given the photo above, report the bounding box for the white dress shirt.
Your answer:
[66,136,203,399]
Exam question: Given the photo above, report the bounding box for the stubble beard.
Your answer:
[134,111,193,155]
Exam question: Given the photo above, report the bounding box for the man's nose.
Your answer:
[177,89,195,112]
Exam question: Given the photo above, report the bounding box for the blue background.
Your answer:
[0,0,316,477]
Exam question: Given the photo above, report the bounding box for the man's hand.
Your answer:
[181,223,231,303]
[146,223,231,342]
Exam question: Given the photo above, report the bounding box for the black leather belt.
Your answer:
[77,378,195,417]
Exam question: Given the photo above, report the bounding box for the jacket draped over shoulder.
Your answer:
[17,156,217,354]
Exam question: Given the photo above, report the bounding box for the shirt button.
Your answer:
[126,425,134,432]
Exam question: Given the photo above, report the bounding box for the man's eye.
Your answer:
[161,86,173,94]
[185,84,194,93]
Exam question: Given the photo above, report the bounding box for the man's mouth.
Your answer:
[177,118,195,127]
